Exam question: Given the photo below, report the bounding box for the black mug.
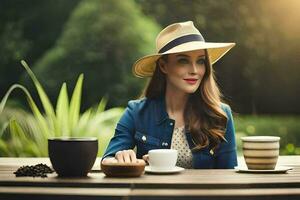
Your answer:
[48,137,98,177]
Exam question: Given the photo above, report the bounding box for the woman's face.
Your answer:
[159,49,207,94]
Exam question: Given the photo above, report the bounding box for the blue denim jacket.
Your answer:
[103,96,237,169]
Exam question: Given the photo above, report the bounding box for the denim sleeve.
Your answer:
[215,104,238,169]
[102,101,136,160]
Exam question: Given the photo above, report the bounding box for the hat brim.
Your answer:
[133,41,235,78]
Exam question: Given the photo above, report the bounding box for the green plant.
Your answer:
[0,60,123,157]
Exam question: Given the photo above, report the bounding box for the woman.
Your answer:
[102,21,237,169]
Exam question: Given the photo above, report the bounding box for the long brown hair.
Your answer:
[139,50,228,151]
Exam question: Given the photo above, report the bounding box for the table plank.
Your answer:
[131,188,300,196]
[2,187,299,200]
[0,168,299,189]
[129,188,300,200]
[0,156,300,200]
[0,186,129,200]
[0,186,130,196]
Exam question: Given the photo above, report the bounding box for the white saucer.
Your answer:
[145,166,184,174]
[235,166,293,173]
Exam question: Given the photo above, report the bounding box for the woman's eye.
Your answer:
[178,58,189,64]
[197,58,206,65]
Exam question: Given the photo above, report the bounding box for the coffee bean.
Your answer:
[13,163,54,178]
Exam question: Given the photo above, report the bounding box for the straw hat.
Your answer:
[132,21,235,78]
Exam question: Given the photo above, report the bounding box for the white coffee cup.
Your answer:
[241,136,280,170]
[148,149,178,170]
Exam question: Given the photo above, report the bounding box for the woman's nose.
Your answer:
[189,62,198,73]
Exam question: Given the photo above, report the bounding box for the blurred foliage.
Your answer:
[0,0,299,114]
[0,61,123,157]
[0,0,80,104]
[234,115,300,155]
[29,0,160,109]
[138,0,300,114]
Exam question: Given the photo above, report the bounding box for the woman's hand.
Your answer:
[102,150,145,164]
[142,154,149,163]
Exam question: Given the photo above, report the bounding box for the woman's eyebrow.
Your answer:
[176,54,189,58]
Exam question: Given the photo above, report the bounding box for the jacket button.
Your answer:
[142,136,147,142]
[210,149,214,155]
[161,142,168,147]
[169,122,173,126]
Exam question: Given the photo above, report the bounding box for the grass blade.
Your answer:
[0,84,24,115]
[56,83,69,136]
[0,84,51,138]
[69,74,84,133]
[97,96,108,113]
[9,119,42,156]
[0,139,10,156]
[73,108,91,137]
[20,60,55,119]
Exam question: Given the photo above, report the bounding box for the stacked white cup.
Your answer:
[241,136,280,170]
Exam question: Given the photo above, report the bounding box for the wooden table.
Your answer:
[0,156,299,200]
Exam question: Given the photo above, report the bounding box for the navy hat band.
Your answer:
[158,34,205,53]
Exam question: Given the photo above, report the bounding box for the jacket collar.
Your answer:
[154,95,169,125]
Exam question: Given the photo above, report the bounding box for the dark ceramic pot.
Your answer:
[48,137,98,177]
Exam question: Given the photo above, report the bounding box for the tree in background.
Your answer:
[0,0,80,105]
[30,0,160,109]
[1,0,299,114]
[138,0,300,114]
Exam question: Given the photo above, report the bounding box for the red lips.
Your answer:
[183,78,198,85]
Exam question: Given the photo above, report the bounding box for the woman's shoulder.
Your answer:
[220,102,232,116]
[126,97,164,116]
[128,97,147,106]
[220,102,230,110]
[127,97,155,111]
